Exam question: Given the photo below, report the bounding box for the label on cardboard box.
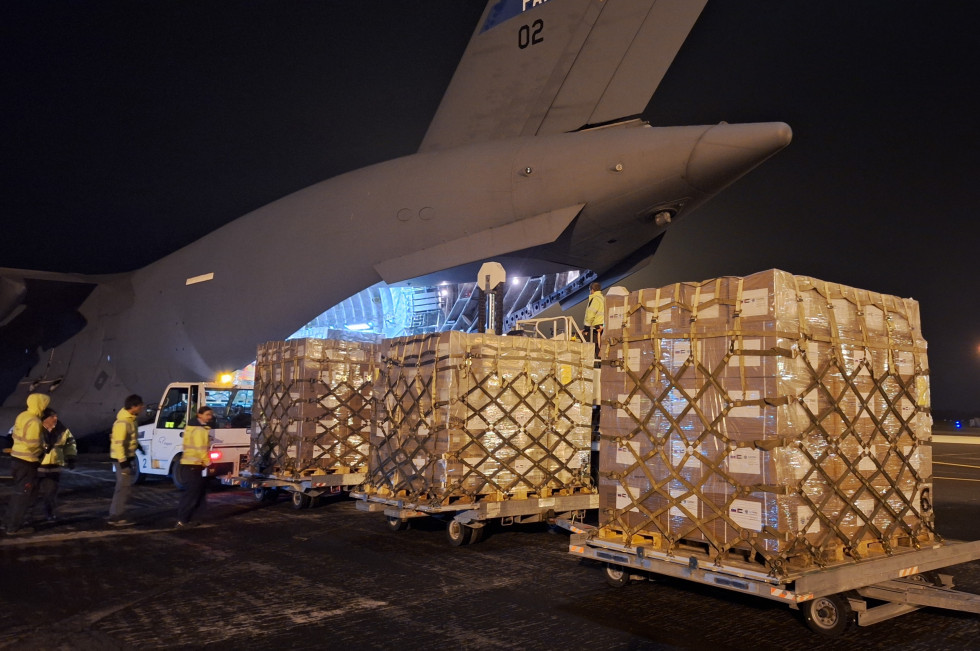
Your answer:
[729,498,763,531]
[670,440,701,470]
[697,291,719,320]
[797,505,821,534]
[666,389,688,417]
[671,340,691,367]
[615,485,640,512]
[895,351,915,376]
[627,348,641,373]
[740,288,769,317]
[608,307,624,331]
[831,298,854,326]
[727,448,761,475]
[616,441,639,466]
[644,296,672,323]
[803,388,820,414]
[864,305,884,331]
[617,393,643,420]
[669,488,698,519]
[512,457,532,473]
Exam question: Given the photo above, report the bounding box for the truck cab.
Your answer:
[134,381,253,488]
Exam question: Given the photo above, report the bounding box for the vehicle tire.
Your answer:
[170,453,188,491]
[132,458,146,485]
[446,519,473,546]
[385,516,410,532]
[253,487,275,502]
[802,593,853,637]
[291,491,312,510]
[604,563,630,588]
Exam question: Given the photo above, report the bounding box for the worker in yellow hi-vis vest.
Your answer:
[175,406,214,529]
[583,281,605,358]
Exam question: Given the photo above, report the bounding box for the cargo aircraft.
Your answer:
[0,0,791,436]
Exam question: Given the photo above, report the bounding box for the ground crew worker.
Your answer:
[176,405,214,528]
[108,394,144,527]
[584,281,605,357]
[3,393,51,536]
[35,408,77,522]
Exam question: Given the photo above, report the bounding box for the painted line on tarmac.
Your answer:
[0,523,215,546]
[933,435,980,444]
[63,469,117,483]
[934,461,980,469]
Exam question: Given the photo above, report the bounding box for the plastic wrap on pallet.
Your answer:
[367,331,595,503]
[598,269,933,574]
[250,335,380,476]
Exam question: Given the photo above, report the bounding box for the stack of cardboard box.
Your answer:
[599,269,933,570]
[365,331,595,503]
[250,334,379,476]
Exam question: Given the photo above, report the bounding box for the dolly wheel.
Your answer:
[604,563,630,588]
[802,594,853,637]
[291,491,312,510]
[446,519,473,546]
[253,487,276,502]
[386,516,409,532]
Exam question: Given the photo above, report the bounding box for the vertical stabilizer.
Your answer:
[420,0,708,152]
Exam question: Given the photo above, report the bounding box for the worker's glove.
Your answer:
[67,458,76,470]
[136,443,145,454]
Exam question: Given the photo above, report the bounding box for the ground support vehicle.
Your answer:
[352,490,597,546]
[132,381,253,489]
[222,469,365,509]
[560,520,980,636]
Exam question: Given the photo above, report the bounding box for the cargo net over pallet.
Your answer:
[364,331,595,505]
[250,334,380,477]
[599,269,934,576]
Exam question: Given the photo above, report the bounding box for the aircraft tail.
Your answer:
[420,0,708,152]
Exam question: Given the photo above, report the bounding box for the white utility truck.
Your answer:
[134,381,253,489]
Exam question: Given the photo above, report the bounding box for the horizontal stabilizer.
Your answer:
[374,203,584,284]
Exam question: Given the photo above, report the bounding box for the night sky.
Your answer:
[1,2,976,415]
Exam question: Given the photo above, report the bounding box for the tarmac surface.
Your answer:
[2,427,980,650]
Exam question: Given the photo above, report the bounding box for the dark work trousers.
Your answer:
[587,325,603,358]
[4,457,39,532]
[35,469,61,519]
[109,459,133,519]
[177,465,207,523]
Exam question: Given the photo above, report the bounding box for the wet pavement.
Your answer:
[2,444,980,650]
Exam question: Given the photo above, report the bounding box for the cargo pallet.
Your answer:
[560,520,980,637]
[222,470,365,510]
[352,490,597,546]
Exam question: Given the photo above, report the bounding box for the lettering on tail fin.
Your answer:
[481,0,553,34]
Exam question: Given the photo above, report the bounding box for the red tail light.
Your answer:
[210,450,222,461]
